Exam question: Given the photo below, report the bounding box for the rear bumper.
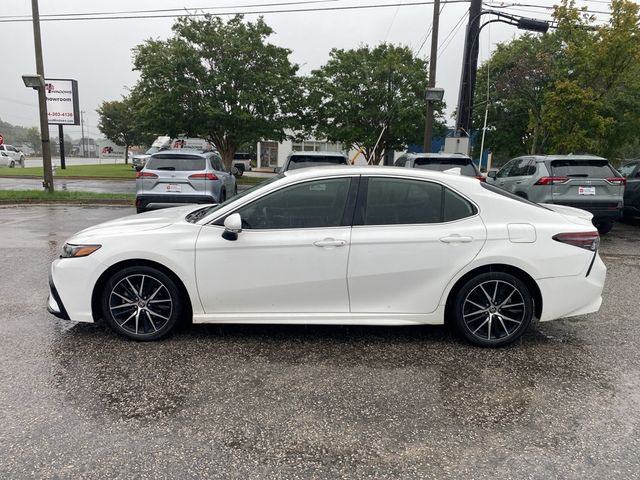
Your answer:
[136,194,216,208]
[537,253,606,322]
[550,202,622,222]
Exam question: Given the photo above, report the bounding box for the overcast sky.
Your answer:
[0,0,618,141]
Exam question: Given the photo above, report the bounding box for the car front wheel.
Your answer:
[454,272,533,347]
[101,266,183,341]
[9,160,15,168]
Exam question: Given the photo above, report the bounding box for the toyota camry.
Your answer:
[48,167,606,347]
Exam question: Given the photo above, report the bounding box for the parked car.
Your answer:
[0,145,25,167]
[487,155,625,234]
[233,152,252,175]
[618,160,640,219]
[135,149,237,213]
[49,166,605,347]
[276,151,349,173]
[132,136,172,170]
[395,153,485,180]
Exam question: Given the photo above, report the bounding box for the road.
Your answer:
[0,206,639,479]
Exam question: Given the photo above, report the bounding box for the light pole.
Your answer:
[455,7,550,146]
[25,0,54,192]
[423,0,441,153]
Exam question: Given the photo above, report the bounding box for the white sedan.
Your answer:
[48,167,606,347]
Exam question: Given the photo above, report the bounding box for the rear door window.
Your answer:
[287,155,348,170]
[146,155,206,171]
[618,162,639,178]
[356,177,476,225]
[549,159,616,178]
[413,157,477,176]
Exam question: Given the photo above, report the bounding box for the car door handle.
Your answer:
[313,238,347,248]
[440,235,473,244]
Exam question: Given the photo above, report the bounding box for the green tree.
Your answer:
[97,98,146,164]
[474,0,640,162]
[130,15,302,168]
[307,44,443,165]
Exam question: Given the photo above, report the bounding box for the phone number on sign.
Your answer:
[48,112,74,117]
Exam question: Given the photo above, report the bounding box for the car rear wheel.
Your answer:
[454,272,533,347]
[219,190,226,203]
[101,266,183,341]
[9,160,15,168]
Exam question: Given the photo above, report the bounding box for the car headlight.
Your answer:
[61,243,101,258]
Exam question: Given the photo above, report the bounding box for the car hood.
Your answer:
[69,205,199,242]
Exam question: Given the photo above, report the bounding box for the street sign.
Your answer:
[45,79,79,125]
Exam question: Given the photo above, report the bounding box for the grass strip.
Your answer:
[0,189,134,205]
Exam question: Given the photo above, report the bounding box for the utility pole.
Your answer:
[30,0,54,192]
[455,0,483,140]
[423,0,441,153]
[80,110,86,157]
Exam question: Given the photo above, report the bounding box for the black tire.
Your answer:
[9,160,15,168]
[219,190,226,203]
[234,185,238,196]
[101,266,183,341]
[596,221,614,235]
[136,207,145,214]
[453,272,533,347]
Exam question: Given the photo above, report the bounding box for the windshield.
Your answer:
[287,155,348,170]
[185,174,284,223]
[549,159,616,178]
[145,146,161,155]
[146,155,206,171]
[414,158,478,176]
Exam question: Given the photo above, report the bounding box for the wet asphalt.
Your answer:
[0,205,639,479]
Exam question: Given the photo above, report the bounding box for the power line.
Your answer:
[0,0,340,20]
[415,2,445,56]
[487,2,612,16]
[0,1,471,23]
[438,9,468,56]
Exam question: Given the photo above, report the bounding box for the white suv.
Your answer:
[0,145,25,168]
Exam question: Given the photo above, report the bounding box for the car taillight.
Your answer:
[552,231,600,251]
[474,175,486,182]
[606,177,626,185]
[189,173,218,181]
[535,176,570,185]
[136,171,158,179]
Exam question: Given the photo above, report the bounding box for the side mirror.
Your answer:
[487,170,497,179]
[135,165,143,172]
[274,167,282,174]
[230,166,241,177]
[222,213,242,241]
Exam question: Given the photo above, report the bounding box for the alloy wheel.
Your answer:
[462,280,526,342]
[108,274,173,337]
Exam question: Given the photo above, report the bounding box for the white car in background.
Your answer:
[0,145,25,167]
[48,167,606,347]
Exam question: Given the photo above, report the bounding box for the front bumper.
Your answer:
[48,272,70,320]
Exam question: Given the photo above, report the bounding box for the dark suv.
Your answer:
[394,153,485,181]
[488,155,625,234]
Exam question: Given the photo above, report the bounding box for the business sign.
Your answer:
[97,139,125,160]
[45,79,79,125]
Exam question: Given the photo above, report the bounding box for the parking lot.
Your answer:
[1,204,639,479]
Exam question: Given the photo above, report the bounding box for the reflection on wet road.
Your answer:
[1,206,639,478]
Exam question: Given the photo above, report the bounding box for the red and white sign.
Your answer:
[0,134,4,145]
[45,79,79,126]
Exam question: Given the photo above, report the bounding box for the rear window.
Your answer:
[413,157,478,176]
[146,155,206,171]
[287,155,348,170]
[549,159,616,178]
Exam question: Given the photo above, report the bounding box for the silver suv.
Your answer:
[276,151,349,173]
[394,152,484,180]
[135,150,237,213]
[487,155,624,233]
